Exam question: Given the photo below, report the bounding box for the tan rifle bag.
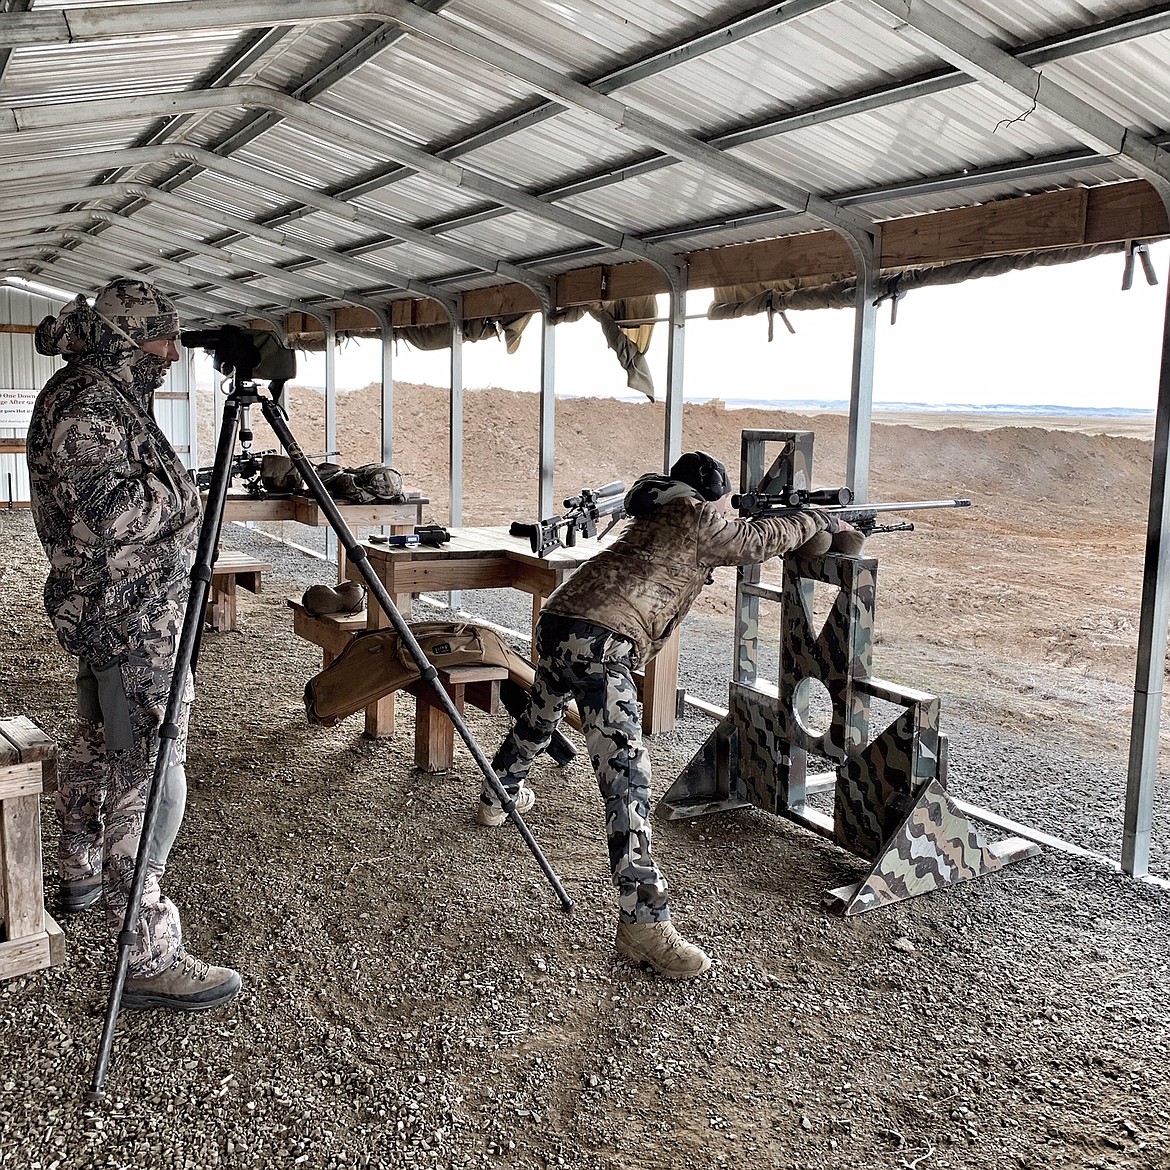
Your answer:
[305,620,533,727]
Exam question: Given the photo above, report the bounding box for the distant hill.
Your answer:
[197,380,1155,526]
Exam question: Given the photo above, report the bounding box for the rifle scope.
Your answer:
[731,486,854,511]
[563,480,625,509]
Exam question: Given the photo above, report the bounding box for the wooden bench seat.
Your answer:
[286,596,367,665]
[1,716,65,981]
[207,550,273,632]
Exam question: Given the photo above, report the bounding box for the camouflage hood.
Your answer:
[623,473,706,519]
[35,280,180,400]
[34,294,138,381]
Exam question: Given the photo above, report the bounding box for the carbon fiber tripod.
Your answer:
[87,329,572,1100]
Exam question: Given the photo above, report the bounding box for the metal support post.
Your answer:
[1123,252,1170,876]
[661,264,688,473]
[845,232,879,501]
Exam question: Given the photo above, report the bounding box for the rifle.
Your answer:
[510,481,628,557]
[732,487,972,536]
[193,449,276,496]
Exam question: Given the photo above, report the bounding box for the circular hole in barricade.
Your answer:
[792,676,833,740]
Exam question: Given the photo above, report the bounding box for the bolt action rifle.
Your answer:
[193,449,277,496]
[732,486,972,535]
[510,481,628,557]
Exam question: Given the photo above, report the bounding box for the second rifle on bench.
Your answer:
[510,481,628,557]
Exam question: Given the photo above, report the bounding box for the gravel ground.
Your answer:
[2,510,1170,1170]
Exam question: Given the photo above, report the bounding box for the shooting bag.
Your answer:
[315,461,405,504]
[260,454,304,495]
[304,620,529,727]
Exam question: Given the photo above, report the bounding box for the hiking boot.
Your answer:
[58,878,102,914]
[476,786,536,827]
[123,950,242,1012]
[615,920,713,979]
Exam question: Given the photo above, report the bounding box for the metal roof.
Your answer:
[2,0,1170,327]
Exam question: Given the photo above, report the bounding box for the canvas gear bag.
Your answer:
[260,454,304,495]
[313,461,405,504]
[305,620,528,726]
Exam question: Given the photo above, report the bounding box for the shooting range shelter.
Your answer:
[3,1,1170,885]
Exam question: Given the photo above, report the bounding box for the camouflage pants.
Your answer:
[490,615,669,923]
[58,598,192,977]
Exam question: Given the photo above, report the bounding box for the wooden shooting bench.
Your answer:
[206,550,273,633]
[0,716,65,981]
[285,595,367,666]
[216,491,427,580]
[340,526,681,739]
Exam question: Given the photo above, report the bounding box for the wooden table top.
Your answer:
[361,525,614,569]
[210,492,428,524]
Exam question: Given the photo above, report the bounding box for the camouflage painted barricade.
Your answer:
[662,429,1038,915]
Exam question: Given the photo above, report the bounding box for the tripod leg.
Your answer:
[87,394,246,1101]
[260,399,574,912]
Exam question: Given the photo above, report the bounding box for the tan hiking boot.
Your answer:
[123,950,242,1012]
[615,921,713,979]
[476,786,536,827]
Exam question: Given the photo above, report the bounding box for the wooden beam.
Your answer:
[882,187,1091,268]
[1086,181,1170,243]
[690,231,854,289]
[261,179,1169,339]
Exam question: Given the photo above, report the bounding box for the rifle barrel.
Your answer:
[835,498,971,513]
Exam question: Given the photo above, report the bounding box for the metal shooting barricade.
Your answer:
[661,428,1039,913]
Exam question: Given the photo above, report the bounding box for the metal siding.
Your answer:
[322,35,540,144]
[0,0,1167,319]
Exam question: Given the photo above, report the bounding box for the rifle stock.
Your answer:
[510,481,628,556]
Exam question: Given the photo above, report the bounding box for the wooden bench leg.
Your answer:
[642,627,681,734]
[414,686,466,772]
[1,786,44,940]
[207,578,238,632]
[362,593,411,739]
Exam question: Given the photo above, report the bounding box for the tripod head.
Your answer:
[181,324,297,400]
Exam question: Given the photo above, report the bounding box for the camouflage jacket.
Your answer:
[542,474,825,668]
[26,302,201,667]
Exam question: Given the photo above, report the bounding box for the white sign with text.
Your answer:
[0,389,36,429]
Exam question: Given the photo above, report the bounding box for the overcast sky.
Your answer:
[287,240,1170,412]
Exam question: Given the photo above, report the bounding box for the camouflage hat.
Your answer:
[92,278,180,344]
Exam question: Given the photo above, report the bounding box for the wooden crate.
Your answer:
[0,716,65,981]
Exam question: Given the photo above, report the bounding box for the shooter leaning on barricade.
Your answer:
[483,451,857,979]
[25,278,241,1012]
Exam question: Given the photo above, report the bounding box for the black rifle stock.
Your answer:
[193,449,276,495]
[510,480,627,556]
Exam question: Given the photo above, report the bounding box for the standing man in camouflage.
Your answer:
[480,451,853,978]
[26,278,241,1012]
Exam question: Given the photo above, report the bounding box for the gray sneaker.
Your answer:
[58,877,102,914]
[476,786,536,827]
[615,921,713,979]
[123,950,242,1012]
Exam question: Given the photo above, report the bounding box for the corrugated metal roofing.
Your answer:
[2,0,1170,324]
